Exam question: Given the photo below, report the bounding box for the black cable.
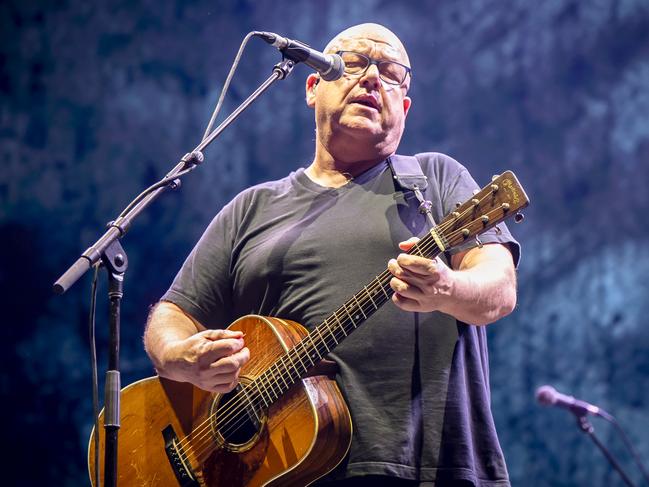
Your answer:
[202,31,258,141]
[606,416,649,486]
[115,31,263,224]
[116,164,197,220]
[89,263,101,487]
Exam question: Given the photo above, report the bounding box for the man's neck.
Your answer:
[305,139,390,188]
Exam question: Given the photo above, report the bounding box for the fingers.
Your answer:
[388,250,451,313]
[198,331,246,363]
[398,237,420,251]
[395,253,440,275]
[391,292,421,312]
[201,346,250,393]
[390,276,428,300]
[186,329,250,393]
[209,346,250,373]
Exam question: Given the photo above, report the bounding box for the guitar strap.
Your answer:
[387,154,436,227]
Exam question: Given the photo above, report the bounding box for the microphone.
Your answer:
[536,385,612,420]
[254,31,345,81]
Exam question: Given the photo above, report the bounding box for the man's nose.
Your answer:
[359,64,381,90]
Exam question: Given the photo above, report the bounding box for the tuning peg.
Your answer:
[491,175,499,181]
[472,189,480,195]
[514,212,525,223]
[490,184,499,192]
[481,215,489,224]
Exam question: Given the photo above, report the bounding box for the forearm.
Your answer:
[439,259,517,326]
[144,301,204,378]
[144,301,249,392]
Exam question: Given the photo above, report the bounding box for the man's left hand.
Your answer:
[388,237,456,313]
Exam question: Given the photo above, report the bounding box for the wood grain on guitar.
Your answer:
[88,171,529,486]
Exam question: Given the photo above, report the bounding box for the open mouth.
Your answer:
[350,94,381,111]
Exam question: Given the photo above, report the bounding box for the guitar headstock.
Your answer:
[434,171,529,251]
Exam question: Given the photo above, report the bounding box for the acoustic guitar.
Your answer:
[88,171,529,486]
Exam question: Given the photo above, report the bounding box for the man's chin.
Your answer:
[336,116,384,137]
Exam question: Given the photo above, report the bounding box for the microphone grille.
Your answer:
[322,53,345,82]
[535,385,557,406]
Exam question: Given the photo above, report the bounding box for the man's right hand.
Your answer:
[159,328,250,393]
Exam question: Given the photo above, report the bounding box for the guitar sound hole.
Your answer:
[211,380,266,451]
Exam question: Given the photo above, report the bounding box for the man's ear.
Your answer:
[305,74,319,108]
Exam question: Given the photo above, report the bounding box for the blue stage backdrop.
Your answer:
[2,1,648,485]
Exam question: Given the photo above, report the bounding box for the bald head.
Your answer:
[304,23,412,176]
[324,23,410,68]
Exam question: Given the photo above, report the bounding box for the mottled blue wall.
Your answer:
[2,0,648,485]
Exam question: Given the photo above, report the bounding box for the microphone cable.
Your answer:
[202,31,258,142]
[89,263,101,487]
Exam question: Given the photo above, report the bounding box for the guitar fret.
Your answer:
[364,285,378,309]
[343,303,360,327]
[300,342,316,367]
[314,326,331,353]
[275,359,289,390]
[352,294,368,319]
[324,319,340,344]
[376,276,390,300]
[253,379,269,407]
[263,375,278,400]
[293,347,309,373]
[334,311,349,336]
[267,367,282,397]
[285,348,298,373]
[281,352,299,387]
[307,335,322,363]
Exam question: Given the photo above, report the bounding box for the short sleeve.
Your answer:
[161,199,240,328]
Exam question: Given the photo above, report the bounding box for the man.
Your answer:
[145,23,519,486]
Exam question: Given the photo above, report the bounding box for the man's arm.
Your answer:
[388,239,517,325]
[144,301,250,392]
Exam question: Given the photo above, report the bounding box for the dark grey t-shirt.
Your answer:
[163,153,520,486]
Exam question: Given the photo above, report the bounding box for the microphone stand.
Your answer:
[576,415,637,487]
[53,57,296,487]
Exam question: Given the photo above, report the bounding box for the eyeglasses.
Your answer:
[336,51,412,86]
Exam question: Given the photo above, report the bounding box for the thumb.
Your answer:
[398,237,420,251]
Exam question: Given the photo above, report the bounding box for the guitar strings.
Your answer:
[174,197,505,463]
[173,197,506,464]
[173,197,508,464]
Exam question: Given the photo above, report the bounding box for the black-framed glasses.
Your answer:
[336,50,412,86]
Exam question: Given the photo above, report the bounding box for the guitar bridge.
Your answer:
[162,425,200,487]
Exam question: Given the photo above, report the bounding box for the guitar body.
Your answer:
[88,315,353,486]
